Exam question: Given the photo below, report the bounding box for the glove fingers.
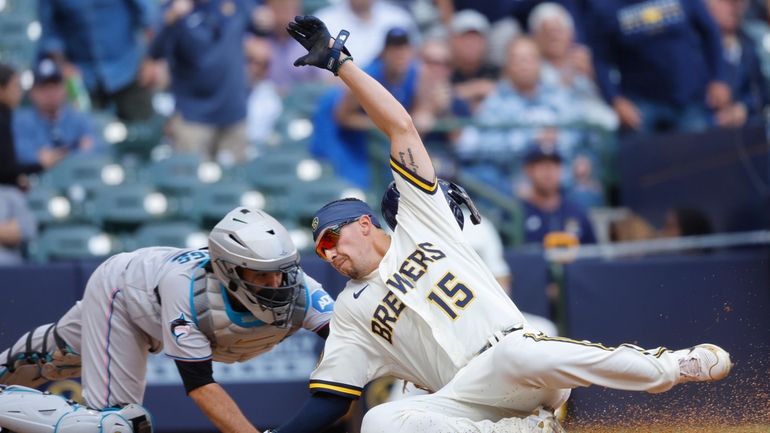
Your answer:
[293,54,310,67]
[287,24,305,38]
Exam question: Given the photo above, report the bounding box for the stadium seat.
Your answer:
[284,177,362,226]
[188,180,285,229]
[128,221,205,250]
[87,183,179,231]
[106,116,165,160]
[238,149,312,195]
[26,184,78,226]
[41,154,116,197]
[145,152,205,198]
[27,224,119,262]
[0,0,37,16]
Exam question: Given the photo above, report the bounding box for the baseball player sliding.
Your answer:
[0,207,334,433]
[264,16,733,433]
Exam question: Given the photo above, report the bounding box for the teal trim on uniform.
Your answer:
[188,259,210,329]
[99,412,131,433]
[304,280,310,316]
[4,386,42,393]
[50,393,73,433]
[219,284,266,328]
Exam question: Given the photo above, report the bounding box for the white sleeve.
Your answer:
[158,272,213,361]
[309,298,384,399]
[301,274,334,333]
[389,157,463,242]
[462,216,511,279]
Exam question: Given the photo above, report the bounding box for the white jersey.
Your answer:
[103,247,333,363]
[309,159,526,398]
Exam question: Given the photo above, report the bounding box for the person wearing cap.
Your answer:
[0,63,63,189]
[449,9,500,112]
[520,145,596,245]
[13,57,100,167]
[263,15,733,433]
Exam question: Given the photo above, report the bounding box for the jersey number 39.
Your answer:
[427,272,475,320]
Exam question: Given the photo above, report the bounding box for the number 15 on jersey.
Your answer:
[427,272,475,320]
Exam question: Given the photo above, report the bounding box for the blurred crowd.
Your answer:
[2,0,770,264]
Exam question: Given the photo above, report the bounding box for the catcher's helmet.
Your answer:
[208,207,302,327]
[380,179,481,231]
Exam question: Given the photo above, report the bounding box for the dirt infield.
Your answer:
[569,426,770,433]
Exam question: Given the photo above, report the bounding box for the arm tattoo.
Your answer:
[407,148,419,172]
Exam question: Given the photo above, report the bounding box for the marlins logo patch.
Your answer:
[169,313,192,341]
[311,217,319,231]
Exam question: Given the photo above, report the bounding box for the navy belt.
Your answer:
[476,325,523,356]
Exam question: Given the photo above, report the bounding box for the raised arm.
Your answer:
[287,15,435,183]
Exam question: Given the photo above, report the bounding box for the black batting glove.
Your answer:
[287,15,352,75]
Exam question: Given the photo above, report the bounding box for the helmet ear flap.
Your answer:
[380,179,481,231]
[380,181,400,231]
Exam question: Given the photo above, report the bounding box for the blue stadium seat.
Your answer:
[87,183,180,231]
[188,180,285,229]
[145,152,205,198]
[41,154,115,196]
[284,177,361,225]
[128,221,205,250]
[27,224,119,262]
[238,149,311,195]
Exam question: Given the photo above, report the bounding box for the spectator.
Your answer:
[449,10,499,112]
[456,37,575,194]
[707,0,770,126]
[0,63,64,188]
[150,0,256,164]
[313,28,422,188]
[316,0,419,67]
[530,2,618,130]
[13,58,100,167]
[586,0,731,133]
[413,38,471,141]
[0,186,38,265]
[520,146,596,245]
[567,154,605,209]
[244,36,283,147]
[254,0,324,95]
[38,0,157,121]
[508,0,586,40]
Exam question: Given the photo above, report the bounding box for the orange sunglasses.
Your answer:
[314,217,361,261]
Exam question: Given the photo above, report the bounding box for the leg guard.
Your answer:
[0,385,153,433]
[0,323,81,388]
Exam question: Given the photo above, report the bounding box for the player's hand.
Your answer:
[612,96,642,130]
[706,80,731,109]
[286,15,351,74]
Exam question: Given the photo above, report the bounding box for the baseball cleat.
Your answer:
[528,407,567,433]
[675,343,732,383]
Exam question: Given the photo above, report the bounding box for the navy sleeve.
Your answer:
[271,392,353,433]
[175,359,216,394]
[148,7,182,60]
[688,0,726,82]
[315,323,330,340]
[585,3,620,103]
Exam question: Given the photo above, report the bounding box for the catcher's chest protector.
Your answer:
[191,269,307,363]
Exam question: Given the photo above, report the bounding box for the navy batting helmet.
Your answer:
[381,179,482,231]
